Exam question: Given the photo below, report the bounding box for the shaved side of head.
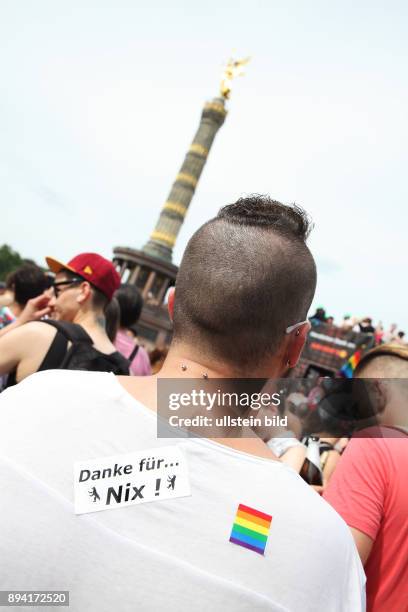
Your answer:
[173,195,317,368]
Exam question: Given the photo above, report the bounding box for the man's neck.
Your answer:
[159,345,284,379]
[118,344,283,461]
[73,309,105,331]
[71,309,116,354]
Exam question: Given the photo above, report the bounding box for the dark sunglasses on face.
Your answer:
[52,278,83,297]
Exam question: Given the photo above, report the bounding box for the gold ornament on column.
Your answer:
[220,57,251,100]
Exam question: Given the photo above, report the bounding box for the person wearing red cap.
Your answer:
[0,252,130,385]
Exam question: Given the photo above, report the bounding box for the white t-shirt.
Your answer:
[0,370,365,612]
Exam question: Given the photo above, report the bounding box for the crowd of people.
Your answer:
[309,307,406,346]
[0,254,154,391]
[0,196,406,611]
[1,263,405,391]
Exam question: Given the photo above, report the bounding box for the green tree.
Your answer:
[0,245,26,281]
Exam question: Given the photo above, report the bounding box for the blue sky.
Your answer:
[1,1,407,329]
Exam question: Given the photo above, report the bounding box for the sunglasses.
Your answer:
[52,278,83,297]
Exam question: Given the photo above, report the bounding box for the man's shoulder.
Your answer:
[346,428,408,461]
[0,369,114,415]
[0,370,121,460]
[2,368,112,391]
[15,320,57,340]
[199,439,353,533]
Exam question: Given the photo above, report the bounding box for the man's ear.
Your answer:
[372,379,387,414]
[167,287,175,322]
[76,282,92,305]
[286,322,310,368]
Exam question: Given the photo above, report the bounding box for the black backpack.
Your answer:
[37,320,131,375]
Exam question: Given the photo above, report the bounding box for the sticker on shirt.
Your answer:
[74,445,190,514]
[229,503,272,555]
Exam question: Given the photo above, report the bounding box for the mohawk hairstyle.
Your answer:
[217,195,313,239]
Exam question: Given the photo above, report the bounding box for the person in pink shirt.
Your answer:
[324,344,408,611]
[114,284,151,376]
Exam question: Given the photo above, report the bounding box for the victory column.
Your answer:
[113,58,249,347]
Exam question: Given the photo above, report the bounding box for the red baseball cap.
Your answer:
[45,253,121,301]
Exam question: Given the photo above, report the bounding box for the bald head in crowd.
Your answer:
[355,345,408,378]
[173,195,317,370]
[354,345,408,428]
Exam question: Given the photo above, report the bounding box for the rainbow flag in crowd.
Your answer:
[340,350,362,378]
[229,503,272,555]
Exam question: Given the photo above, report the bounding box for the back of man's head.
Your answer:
[354,345,408,425]
[173,195,317,368]
[6,264,48,306]
[115,284,144,328]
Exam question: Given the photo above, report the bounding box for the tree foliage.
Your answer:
[0,245,37,281]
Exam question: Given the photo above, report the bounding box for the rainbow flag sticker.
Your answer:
[340,349,362,378]
[229,503,272,555]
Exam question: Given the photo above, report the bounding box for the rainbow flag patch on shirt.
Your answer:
[229,503,272,555]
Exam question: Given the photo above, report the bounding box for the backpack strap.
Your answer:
[128,344,140,363]
[37,320,93,370]
[43,320,95,369]
[38,328,69,371]
[44,320,94,344]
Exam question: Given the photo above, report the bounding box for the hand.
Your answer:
[19,294,52,324]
